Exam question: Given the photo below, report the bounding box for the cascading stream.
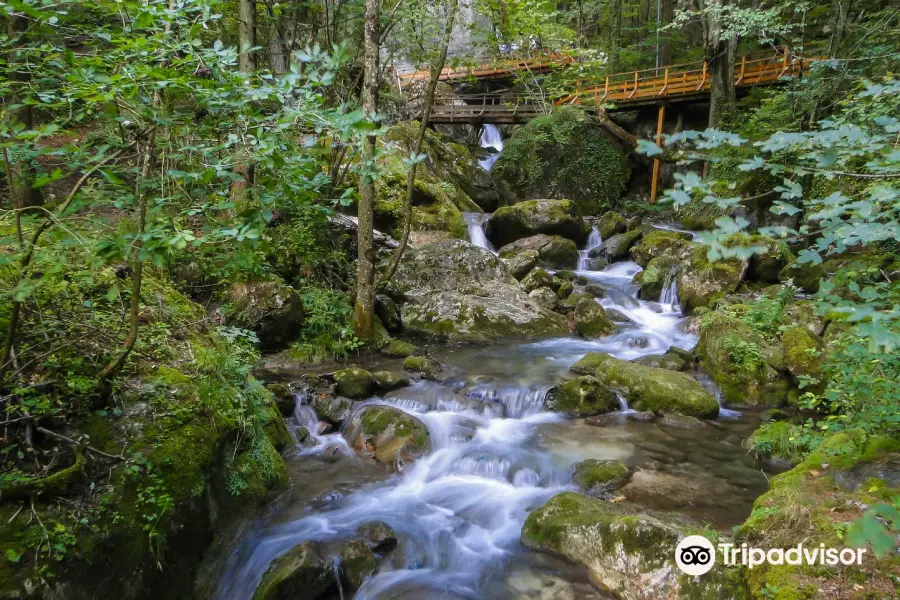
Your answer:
[577,224,602,271]
[477,125,503,171]
[462,212,495,253]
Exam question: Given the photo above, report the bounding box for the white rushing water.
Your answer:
[659,264,680,306]
[577,225,602,271]
[462,212,495,253]
[477,125,503,171]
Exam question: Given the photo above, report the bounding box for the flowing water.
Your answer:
[577,225,602,271]
[463,212,494,253]
[214,253,770,600]
[477,125,503,171]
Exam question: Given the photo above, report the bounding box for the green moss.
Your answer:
[629,230,692,267]
[333,367,376,399]
[572,459,630,492]
[597,211,626,239]
[381,339,419,358]
[548,376,617,416]
[573,298,615,337]
[781,326,823,383]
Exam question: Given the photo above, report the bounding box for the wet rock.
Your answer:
[657,413,705,428]
[375,294,401,332]
[521,492,743,600]
[391,240,566,342]
[597,211,627,239]
[357,522,399,554]
[224,280,304,353]
[503,249,539,280]
[678,244,748,312]
[337,539,376,593]
[266,383,295,417]
[312,393,353,425]
[606,308,630,322]
[761,408,791,422]
[781,325,824,386]
[629,230,692,267]
[557,292,594,315]
[697,311,790,408]
[546,376,618,417]
[625,410,656,423]
[528,287,559,311]
[372,370,410,393]
[253,541,334,600]
[572,459,632,496]
[638,255,678,301]
[585,413,619,427]
[521,267,555,293]
[333,367,376,399]
[583,283,608,298]
[556,280,574,300]
[486,199,590,248]
[634,353,686,371]
[779,258,825,293]
[402,355,442,380]
[295,426,319,449]
[498,234,579,270]
[600,229,644,261]
[571,353,719,418]
[381,339,420,358]
[782,300,825,336]
[622,470,741,511]
[573,298,614,337]
[344,405,430,471]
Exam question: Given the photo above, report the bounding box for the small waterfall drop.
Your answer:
[577,225,602,271]
[659,265,680,307]
[463,212,494,253]
[478,125,503,171]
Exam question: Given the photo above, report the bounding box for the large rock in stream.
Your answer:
[497,234,579,270]
[486,199,590,248]
[344,405,430,471]
[385,239,567,342]
[677,244,749,313]
[521,492,745,600]
[571,353,719,417]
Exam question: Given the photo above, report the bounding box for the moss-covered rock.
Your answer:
[389,239,567,342]
[572,459,631,496]
[678,245,748,312]
[697,311,790,408]
[779,258,825,293]
[337,539,377,593]
[503,248,539,280]
[520,267,556,293]
[333,367,377,399]
[546,376,618,417]
[312,393,353,425]
[573,298,615,337]
[521,492,746,600]
[380,339,420,358]
[600,229,645,261]
[556,280,574,300]
[597,211,627,239]
[486,199,590,248]
[344,405,431,471]
[402,355,442,379]
[634,352,686,371]
[253,541,334,600]
[528,286,559,310]
[224,279,304,352]
[372,370,410,393]
[571,353,719,417]
[629,230,693,267]
[498,234,579,270]
[375,294,401,332]
[732,235,795,283]
[638,255,679,301]
[781,326,824,385]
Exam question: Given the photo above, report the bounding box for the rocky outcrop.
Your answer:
[344,405,430,471]
[781,326,824,386]
[521,492,745,600]
[224,280,304,352]
[486,199,590,248]
[600,229,644,261]
[491,107,631,213]
[387,240,567,343]
[629,230,692,267]
[573,298,615,337]
[572,459,631,497]
[637,255,678,301]
[697,312,790,408]
[333,367,376,399]
[546,376,618,417]
[253,541,334,600]
[597,211,627,239]
[498,234,579,270]
[678,245,748,312]
[571,353,719,417]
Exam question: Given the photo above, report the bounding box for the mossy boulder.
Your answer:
[520,267,555,293]
[381,339,419,358]
[402,355,442,379]
[224,280,304,352]
[344,405,431,471]
[333,367,376,399]
[557,292,594,315]
[375,294,401,332]
[573,298,615,337]
[521,492,746,600]
[733,235,795,283]
[372,370,410,393]
[600,229,644,261]
[486,199,590,248]
[781,326,824,385]
[634,352,686,371]
[678,245,748,312]
[638,255,679,301]
[572,459,631,496]
[571,353,719,418]
[629,230,693,267]
[503,248,539,280]
[498,234,579,270]
[528,286,559,310]
[546,376,618,417]
[782,300,825,336]
[697,311,790,408]
[336,539,377,593]
[779,258,825,293]
[253,541,334,600]
[556,280,574,300]
[312,393,353,425]
[391,240,566,342]
[597,211,627,239]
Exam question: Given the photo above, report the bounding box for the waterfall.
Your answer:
[463,212,494,252]
[659,265,679,307]
[478,125,503,171]
[577,225,602,271]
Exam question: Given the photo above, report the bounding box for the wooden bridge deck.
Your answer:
[398,52,574,85]
[420,48,825,124]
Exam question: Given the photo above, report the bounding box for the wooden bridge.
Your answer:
[421,47,824,124]
[398,52,575,86]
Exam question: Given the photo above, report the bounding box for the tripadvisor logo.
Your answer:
[675,536,868,576]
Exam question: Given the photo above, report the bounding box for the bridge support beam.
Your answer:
[650,103,666,203]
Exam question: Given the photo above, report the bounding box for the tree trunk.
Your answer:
[707,39,735,128]
[381,0,461,285]
[238,0,257,72]
[609,0,623,72]
[659,0,673,66]
[353,0,380,341]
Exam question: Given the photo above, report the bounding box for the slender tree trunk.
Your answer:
[381,0,460,285]
[609,0,623,72]
[659,0,673,66]
[353,0,380,340]
[238,0,257,72]
[701,0,735,128]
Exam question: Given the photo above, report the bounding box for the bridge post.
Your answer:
[650,103,666,203]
